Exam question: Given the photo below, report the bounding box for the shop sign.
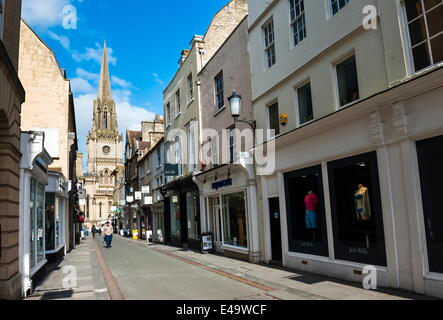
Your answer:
[172,195,179,203]
[120,200,126,206]
[212,178,233,190]
[202,235,213,251]
[111,206,117,212]
[141,186,150,194]
[126,196,134,203]
[165,163,179,176]
[79,199,86,206]
[134,191,142,200]
[144,196,153,205]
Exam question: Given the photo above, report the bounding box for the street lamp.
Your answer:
[228,91,256,131]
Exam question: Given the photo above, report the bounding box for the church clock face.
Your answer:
[102,146,111,155]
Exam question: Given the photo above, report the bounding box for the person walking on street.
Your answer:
[103,221,114,248]
[92,225,97,238]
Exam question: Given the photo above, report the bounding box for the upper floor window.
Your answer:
[0,0,4,40]
[229,127,237,164]
[263,19,276,68]
[188,73,194,102]
[210,136,219,168]
[336,55,360,107]
[175,89,181,116]
[330,0,350,15]
[297,82,314,125]
[268,102,280,136]
[404,0,443,72]
[166,102,171,125]
[214,71,224,110]
[290,0,306,46]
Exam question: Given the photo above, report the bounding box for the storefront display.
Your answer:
[417,134,443,274]
[45,193,64,252]
[170,195,180,236]
[29,178,45,269]
[186,191,200,240]
[222,192,247,248]
[328,151,386,266]
[284,165,328,256]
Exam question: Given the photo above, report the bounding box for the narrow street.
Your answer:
[27,236,430,301]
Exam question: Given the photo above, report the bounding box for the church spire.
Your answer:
[97,41,113,101]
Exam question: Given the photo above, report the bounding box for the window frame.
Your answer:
[175,88,181,117]
[295,81,314,127]
[211,135,219,168]
[402,0,443,74]
[214,71,225,111]
[289,0,307,47]
[187,73,194,104]
[267,101,281,137]
[334,53,360,109]
[263,18,276,69]
[329,0,350,16]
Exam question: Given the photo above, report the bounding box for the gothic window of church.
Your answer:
[104,110,108,129]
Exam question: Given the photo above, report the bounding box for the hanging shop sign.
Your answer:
[212,178,233,190]
[144,196,153,205]
[79,199,86,206]
[141,186,150,194]
[165,163,179,176]
[202,234,213,251]
[134,191,142,200]
[126,196,134,203]
[119,200,126,206]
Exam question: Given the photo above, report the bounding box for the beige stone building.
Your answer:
[0,0,25,300]
[162,0,248,250]
[19,20,79,258]
[82,43,123,228]
[249,0,443,297]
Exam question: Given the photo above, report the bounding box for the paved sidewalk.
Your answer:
[120,236,432,300]
[25,237,110,300]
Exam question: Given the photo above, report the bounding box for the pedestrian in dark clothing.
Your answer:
[92,225,97,238]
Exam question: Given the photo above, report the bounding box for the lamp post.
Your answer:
[228,91,256,132]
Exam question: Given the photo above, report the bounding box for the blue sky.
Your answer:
[21,0,228,165]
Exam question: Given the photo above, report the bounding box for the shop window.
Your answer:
[170,195,180,236]
[30,179,45,269]
[45,193,57,251]
[417,134,443,273]
[297,82,314,125]
[328,151,387,266]
[268,102,280,136]
[222,192,247,248]
[186,191,200,240]
[284,165,329,256]
[336,55,360,107]
[404,0,443,72]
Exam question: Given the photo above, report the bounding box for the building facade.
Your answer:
[82,43,123,228]
[249,0,443,297]
[194,17,260,262]
[0,0,24,300]
[162,0,248,250]
[19,20,79,259]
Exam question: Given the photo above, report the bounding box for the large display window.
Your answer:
[45,193,64,251]
[417,135,443,274]
[284,165,329,256]
[186,191,200,240]
[170,195,181,236]
[222,192,247,248]
[30,178,45,269]
[328,151,387,266]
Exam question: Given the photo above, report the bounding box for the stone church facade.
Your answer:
[82,43,123,227]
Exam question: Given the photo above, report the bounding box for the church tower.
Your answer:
[83,42,123,226]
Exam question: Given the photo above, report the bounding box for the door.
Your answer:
[269,197,282,262]
[209,196,223,251]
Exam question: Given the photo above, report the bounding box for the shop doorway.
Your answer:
[209,196,223,251]
[269,197,282,263]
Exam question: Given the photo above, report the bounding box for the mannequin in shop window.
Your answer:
[354,184,371,248]
[304,190,319,242]
[354,184,371,221]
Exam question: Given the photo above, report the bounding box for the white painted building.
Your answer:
[249,0,443,297]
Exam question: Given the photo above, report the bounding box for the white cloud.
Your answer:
[112,76,132,88]
[76,68,99,81]
[22,0,71,29]
[71,77,95,94]
[72,43,117,65]
[152,73,165,85]
[47,31,70,49]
